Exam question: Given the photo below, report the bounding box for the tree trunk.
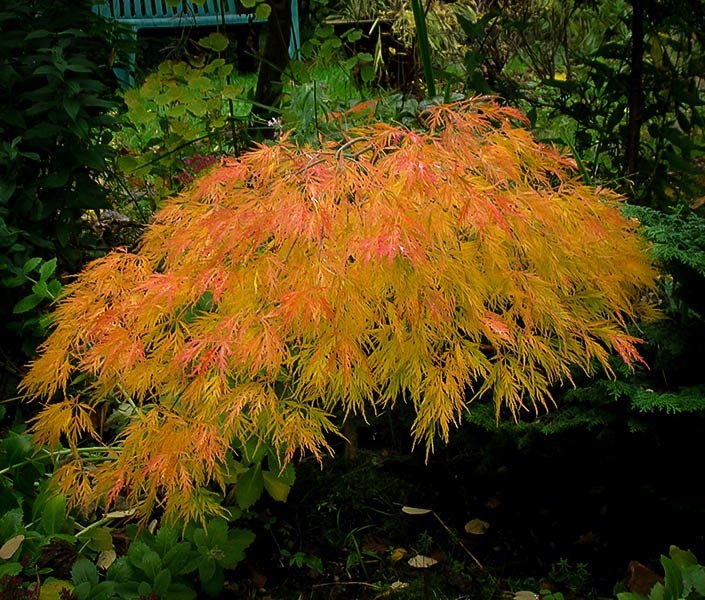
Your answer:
[625,0,644,178]
[252,0,292,137]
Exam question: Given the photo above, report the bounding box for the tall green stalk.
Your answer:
[411,0,436,98]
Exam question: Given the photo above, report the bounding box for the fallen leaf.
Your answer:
[390,581,408,590]
[390,547,407,562]
[0,534,25,560]
[104,509,137,519]
[464,518,490,535]
[401,506,432,515]
[514,592,539,600]
[408,554,438,568]
[97,549,116,570]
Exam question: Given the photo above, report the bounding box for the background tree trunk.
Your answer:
[252,0,292,136]
[625,0,644,178]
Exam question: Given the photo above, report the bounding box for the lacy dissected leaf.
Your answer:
[22,98,658,521]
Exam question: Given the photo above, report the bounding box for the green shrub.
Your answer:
[0,0,125,355]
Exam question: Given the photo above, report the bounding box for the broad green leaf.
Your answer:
[262,470,292,502]
[669,545,698,568]
[153,568,172,595]
[163,542,197,576]
[22,257,42,274]
[241,437,267,464]
[255,3,271,19]
[198,33,229,53]
[128,541,162,579]
[77,526,113,552]
[661,556,683,600]
[63,97,80,121]
[219,529,255,568]
[0,561,23,577]
[71,558,99,587]
[1,433,34,466]
[186,99,208,118]
[199,563,224,597]
[648,582,665,600]
[0,510,24,542]
[198,555,217,582]
[32,279,51,299]
[154,525,179,555]
[39,257,57,281]
[40,494,68,536]
[683,564,705,595]
[166,583,198,600]
[13,293,43,314]
[235,463,264,509]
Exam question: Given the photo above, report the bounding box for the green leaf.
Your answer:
[255,3,271,19]
[0,561,23,578]
[63,97,80,121]
[163,542,197,576]
[77,526,113,552]
[235,463,264,510]
[198,556,216,583]
[22,257,42,274]
[199,562,224,597]
[661,556,683,600]
[164,583,197,600]
[187,99,208,118]
[13,293,44,314]
[262,470,292,502]
[40,494,68,536]
[128,541,162,579]
[0,509,24,541]
[240,0,256,7]
[240,437,267,464]
[195,518,228,549]
[153,568,172,595]
[360,64,376,84]
[48,279,62,298]
[682,565,705,596]
[39,257,57,281]
[105,556,133,582]
[154,526,179,555]
[71,558,99,587]
[137,581,152,597]
[197,33,229,53]
[648,582,665,600]
[1,433,34,466]
[219,529,255,568]
[669,545,698,568]
[32,279,51,299]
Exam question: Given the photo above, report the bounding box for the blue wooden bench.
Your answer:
[93,0,300,84]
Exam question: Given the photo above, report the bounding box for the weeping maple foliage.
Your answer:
[23,99,658,520]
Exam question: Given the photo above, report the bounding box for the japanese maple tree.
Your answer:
[23,99,658,521]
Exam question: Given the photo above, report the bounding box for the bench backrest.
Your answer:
[93,0,261,29]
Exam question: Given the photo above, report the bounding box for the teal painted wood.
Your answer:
[95,0,263,29]
[94,0,300,54]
